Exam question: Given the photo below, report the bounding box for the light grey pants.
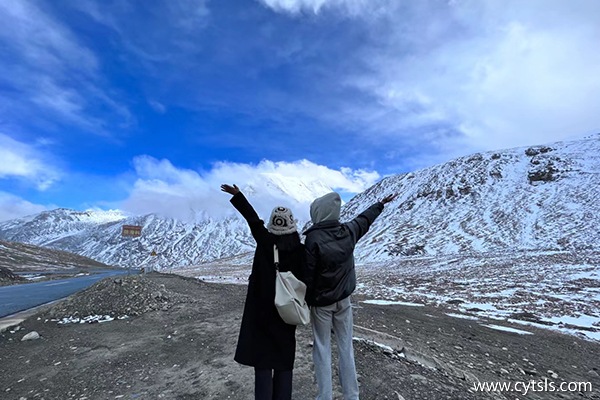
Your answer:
[311,296,359,400]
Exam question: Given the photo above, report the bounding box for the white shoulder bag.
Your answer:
[273,244,310,326]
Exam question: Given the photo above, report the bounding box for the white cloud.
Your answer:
[259,0,370,15]
[0,133,60,190]
[122,156,380,221]
[362,2,600,152]
[455,19,600,149]
[0,192,52,222]
[260,0,600,158]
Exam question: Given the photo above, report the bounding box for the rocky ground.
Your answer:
[0,266,26,285]
[1,273,599,400]
[179,250,600,342]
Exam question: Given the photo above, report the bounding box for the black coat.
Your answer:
[303,202,383,307]
[231,193,305,371]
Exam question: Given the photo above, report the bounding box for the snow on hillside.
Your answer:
[0,177,331,269]
[261,173,334,204]
[174,136,600,342]
[0,136,598,271]
[355,250,600,341]
[0,209,126,246]
[341,136,599,262]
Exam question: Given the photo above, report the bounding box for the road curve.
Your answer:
[0,270,128,318]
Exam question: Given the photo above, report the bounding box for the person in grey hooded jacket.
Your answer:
[303,191,396,400]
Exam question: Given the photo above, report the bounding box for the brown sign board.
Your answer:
[122,225,142,237]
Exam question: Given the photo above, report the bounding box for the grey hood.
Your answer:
[310,192,341,224]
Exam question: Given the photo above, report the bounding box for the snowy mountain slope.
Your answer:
[0,209,126,246]
[59,215,260,269]
[0,209,273,270]
[342,136,599,262]
[0,213,255,270]
[0,176,332,269]
[260,173,334,204]
[0,136,597,269]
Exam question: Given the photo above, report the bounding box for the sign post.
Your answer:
[121,225,143,275]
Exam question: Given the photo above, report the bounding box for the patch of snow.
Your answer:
[353,337,395,354]
[22,274,45,281]
[544,314,600,330]
[362,300,424,307]
[81,209,127,224]
[445,313,480,321]
[57,315,123,324]
[482,324,534,335]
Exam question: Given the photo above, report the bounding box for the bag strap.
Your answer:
[273,244,279,271]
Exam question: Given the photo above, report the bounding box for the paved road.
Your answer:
[0,270,128,318]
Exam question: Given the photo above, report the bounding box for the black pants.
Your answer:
[254,368,293,400]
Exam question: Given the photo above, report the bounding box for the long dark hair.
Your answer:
[274,231,302,252]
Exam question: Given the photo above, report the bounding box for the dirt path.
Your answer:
[1,273,598,400]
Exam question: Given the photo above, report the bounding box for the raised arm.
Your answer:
[346,193,397,244]
[221,184,269,243]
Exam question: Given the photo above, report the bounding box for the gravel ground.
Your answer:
[1,273,599,400]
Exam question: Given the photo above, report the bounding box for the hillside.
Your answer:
[343,136,599,261]
[0,136,598,268]
[0,240,115,274]
[0,176,333,269]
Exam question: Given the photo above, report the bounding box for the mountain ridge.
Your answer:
[343,136,599,261]
[0,136,598,269]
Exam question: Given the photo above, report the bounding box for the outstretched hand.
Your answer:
[221,184,240,195]
[380,193,398,205]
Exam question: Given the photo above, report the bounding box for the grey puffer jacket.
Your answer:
[303,192,384,307]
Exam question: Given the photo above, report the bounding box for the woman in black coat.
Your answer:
[221,184,305,400]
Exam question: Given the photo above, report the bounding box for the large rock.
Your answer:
[21,331,40,341]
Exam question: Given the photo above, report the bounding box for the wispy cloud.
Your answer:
[0,0,132,135]
[75,0,210,69]
[122,156,379,221]
[258,0,371,15]
[148,100,167,114]
[0,133,61,190]
[0,192,52,222]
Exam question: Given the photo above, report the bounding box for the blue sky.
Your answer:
[1,0,599,221]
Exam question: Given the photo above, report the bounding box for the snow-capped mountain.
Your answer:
[0,136,598,269]
[0,210,258,270]
[258,173,334,204]
[0,209,127,246]
[343,135,599,262]
[0,176,333,269]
